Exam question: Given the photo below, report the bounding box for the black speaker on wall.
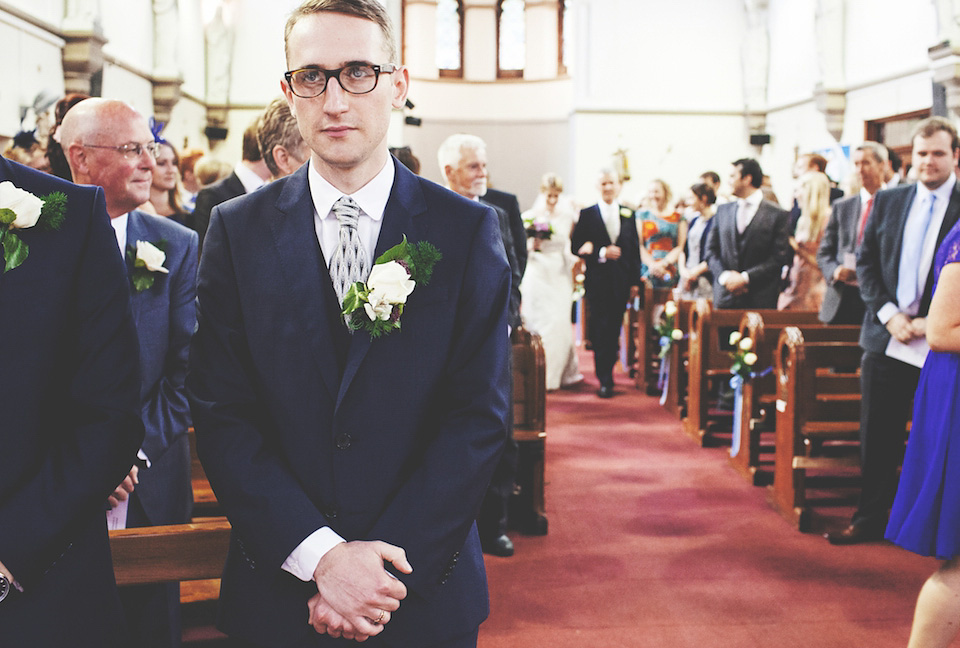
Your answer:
[749,133,771,146]
[204,126,228,141]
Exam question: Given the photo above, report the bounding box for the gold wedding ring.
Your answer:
[373,609,385,624]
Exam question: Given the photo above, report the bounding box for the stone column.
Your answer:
[152,0,183,124]
[930,0,960,121]
[525,0,559,80]
[404,0,439,78]
[204,4,235,143]
[814,0,847,141]
[742,0,770,144]
[62,0,106,95]
[463,0,498,81]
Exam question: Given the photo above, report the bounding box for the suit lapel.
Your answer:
[336,160,423,411]
[126,211,151,328]
[269,166,341,401]
[719,204,739,265]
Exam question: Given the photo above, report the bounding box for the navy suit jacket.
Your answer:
[856,182,960,354]
[0,157,143,646]
[817,194,863,323]
[570,203,642,311]
[125,210,198,525]
[188,171,246,250]
[186,159,510,647]
[704,199,792,308]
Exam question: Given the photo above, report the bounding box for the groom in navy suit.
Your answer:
[0,156,143,646]
[62,98,198,646]
[187,1,510,646]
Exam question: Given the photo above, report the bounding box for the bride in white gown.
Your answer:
[519,173,583,390]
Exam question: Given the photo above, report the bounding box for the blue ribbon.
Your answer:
[729,366,773,458]
[149,117,167,144]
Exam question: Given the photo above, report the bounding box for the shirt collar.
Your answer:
[916,172,956,205]
[741,188,763,209]
[110,212,129,254]
[234,162,267,194]
[308,158,394,223]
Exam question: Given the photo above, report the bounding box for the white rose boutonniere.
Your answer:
[0,181,68,274]
[341,235,442,338]
[126,239,169,292]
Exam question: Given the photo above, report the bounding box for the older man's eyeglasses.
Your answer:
[284,64,397,98]
[83,141,162,160]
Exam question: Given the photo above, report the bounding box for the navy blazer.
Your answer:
[570,203,642,310]
[856,182,960,354]
[188,171,246,250]
[817,194,862,323]
[0,157,143,646]
[125,210,198,525]
[187,159,511,647]
[704,199,792,308]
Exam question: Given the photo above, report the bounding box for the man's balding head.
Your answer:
[62,99,158,218]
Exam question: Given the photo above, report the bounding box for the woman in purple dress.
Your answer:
[886,219,960,648]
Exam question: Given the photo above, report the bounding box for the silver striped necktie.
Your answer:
[329,196,370,306]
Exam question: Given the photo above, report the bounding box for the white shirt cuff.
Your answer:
[281,527,346,582]
[877,302,901,325]
[740,271,749,284]
[137,449,151,469]
[718,270,731,285]
[598,246,607,263]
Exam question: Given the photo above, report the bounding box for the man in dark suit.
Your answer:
[62,97,199,646]
[817,142,887,325]
[189,117,271,249]
[186,1,510,646]
[438,133,521,559]
[483,185,527,283]
[571,168,641,398]
[258,96,309,181]
[0,157,143,645]
[704,158,792,309]
[827,117,960,544]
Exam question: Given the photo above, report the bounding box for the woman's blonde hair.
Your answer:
[796,171,831,243]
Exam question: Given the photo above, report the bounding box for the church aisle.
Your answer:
[479,359,937,648]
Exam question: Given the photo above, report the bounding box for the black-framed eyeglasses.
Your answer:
[284,64,397,98]
[82,141,162,160]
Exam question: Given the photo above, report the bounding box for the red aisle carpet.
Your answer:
[479,353,941,648]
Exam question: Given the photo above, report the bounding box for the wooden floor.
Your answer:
[479,352,943,648]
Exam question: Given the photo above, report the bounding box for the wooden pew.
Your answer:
[682,301,821,446]
[188,429,219,517]
[659,298,697,419]
[729,314,860,485]
[633,280,675,395]
[110,518,230,587]
[510,327,548,535]
[767,327,863,530]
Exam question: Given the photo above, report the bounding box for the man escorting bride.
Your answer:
[519,173,583,390]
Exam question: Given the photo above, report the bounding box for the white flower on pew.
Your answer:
[729,331,742,346]
[664,300,677,317]
[671,328,683,341]
[738,337,753,351]
[743,352,758,366]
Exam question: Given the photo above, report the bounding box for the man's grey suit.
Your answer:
[817,194,866,324]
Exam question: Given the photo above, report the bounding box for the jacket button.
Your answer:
[336,434,352,450]
[324,506,338,519]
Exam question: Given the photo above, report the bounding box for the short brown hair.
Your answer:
[804,153,828,173]
[258,98,306,177]
[242,118,262,163]
[284,0,397,65]
[912,116,960,152]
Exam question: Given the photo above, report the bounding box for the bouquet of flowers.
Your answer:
[655,300,684,359]
[727,331,758,380]
[523,215,553,241]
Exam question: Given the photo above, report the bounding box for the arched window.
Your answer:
[436,0,464,78]
[497,0,525,79]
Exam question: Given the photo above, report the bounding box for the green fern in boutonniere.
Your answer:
[341,235,442,338]
[126,239,169,292]
[0,181,67,274]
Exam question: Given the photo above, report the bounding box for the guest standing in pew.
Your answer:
[816,141,888,325]
[571,168,642,398]
[777,171,829,311]
[884,216,960,648]
[827,116,960,545]
[0,157,143,645]
[62,98,199,648]
[704,158,792,309]
[186,1,510,645]
[677,182,716,301]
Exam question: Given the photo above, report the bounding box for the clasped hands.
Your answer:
[887,313,925,343]
[308,540,413,641]
[721,271,749,296]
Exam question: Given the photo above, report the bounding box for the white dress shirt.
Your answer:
[598,201,621,262]
[735,188,763,234]
[282,157,396,583]
[110,213,129,254]
[234,161,268,195]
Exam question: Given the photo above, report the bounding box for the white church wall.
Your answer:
[101,0,154,76]
[100,62,156,117]
[0,10,64,137]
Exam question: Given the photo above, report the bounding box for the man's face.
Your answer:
[153,144,178,192]
[853,149,884,193]
[598,173,620,204]
[729,165,752,198]
[84,114,157,218]
[282,12,408,184]
[913,130,959,190]
[446,147,487,199]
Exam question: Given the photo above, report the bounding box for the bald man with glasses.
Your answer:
[62,98,198,647]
